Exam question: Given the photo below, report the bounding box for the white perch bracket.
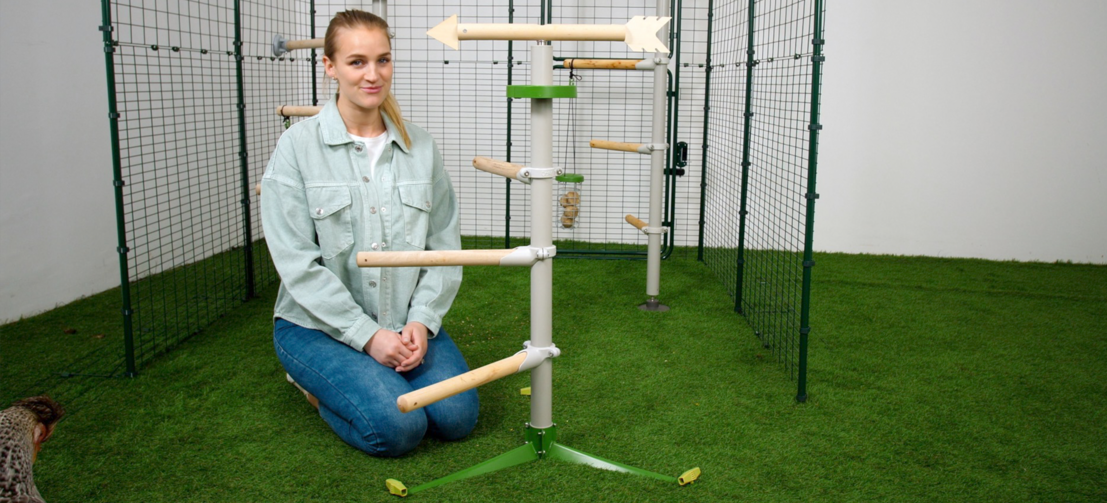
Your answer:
[642,226,669,236]
[272,34,289,56]
[515,340,561,373]
[501,245,557,266]
[518,166,563,184]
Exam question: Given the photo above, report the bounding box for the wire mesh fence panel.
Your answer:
[109,0,249,370]
[700,0,750,298]
[240,0,316,288]
[545,2,657,256]
[700,0,824,396]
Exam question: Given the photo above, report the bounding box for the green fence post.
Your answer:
[734,0,757,314]
[797,0,826,403]
[101,0,137,377]
[696,0,715,262]
[233,0,255,300]
[661,0,682,260]
[311,0,318,106]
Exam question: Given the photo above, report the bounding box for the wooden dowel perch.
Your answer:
[625,214,648,231]
[357,249,514,268]
[473,157,523,180]
[590,139,647,154]
[285,38,324,50]
[398,352,527,413]
[277,105,322,117]
[564,59,647,70]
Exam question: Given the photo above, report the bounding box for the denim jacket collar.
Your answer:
[318,99,411,154]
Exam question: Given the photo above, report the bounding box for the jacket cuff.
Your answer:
[343,314,381,352]
[407,307,443,339]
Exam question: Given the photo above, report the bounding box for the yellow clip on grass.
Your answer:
[386,478,408,497]
[678,467,701,486]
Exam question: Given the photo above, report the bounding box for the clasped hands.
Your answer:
[364,321,428,372]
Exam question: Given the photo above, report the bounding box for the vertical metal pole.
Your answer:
[504,0,515,249]
[101,0,137,377]
[311,0,318,106]
[233,0,256,299]
[696,0,715,262]
[735,0,757,314]
[797,0,825,404]
[529,43,554,430]
[642,0,670,309]
[662,0,682,260]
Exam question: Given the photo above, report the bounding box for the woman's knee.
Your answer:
[426,389,479,441]
[365,409,429,457]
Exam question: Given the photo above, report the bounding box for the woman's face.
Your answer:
[324,26,393,113]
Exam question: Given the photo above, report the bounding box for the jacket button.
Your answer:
[363,176,369,182]
[368,281,377,288]
[371,242,379,250]
[354,144,363,153]
[369,206,377,214]
[315,208,323,215]
[381,206,388,214]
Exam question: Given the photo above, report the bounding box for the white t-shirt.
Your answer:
[350,131,389,179]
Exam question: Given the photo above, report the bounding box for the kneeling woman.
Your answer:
[260,9,477,457]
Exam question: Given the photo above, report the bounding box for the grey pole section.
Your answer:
[640,0,670,312]
[529,43,555,429]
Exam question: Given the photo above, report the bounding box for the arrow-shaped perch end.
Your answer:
[625,16,671,53]
[427,14,460,50]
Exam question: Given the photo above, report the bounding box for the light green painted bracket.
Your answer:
[506,85,577,99]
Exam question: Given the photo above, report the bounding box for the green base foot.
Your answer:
[393,423,694,497]
[403,442,538,496]
[546,443,677,483]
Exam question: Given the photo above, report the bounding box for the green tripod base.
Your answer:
[385,424,700,497]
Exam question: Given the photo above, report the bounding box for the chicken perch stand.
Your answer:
[355,16,699,498]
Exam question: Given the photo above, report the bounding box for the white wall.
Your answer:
[0,1,117,323]
[817,0,1107,263]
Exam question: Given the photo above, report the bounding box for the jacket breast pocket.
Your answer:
[398,183,432,249]
[306,186,354,260]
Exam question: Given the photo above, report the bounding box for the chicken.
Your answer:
[0,396,64,503]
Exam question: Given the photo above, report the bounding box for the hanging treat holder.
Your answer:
[557,173,584,228]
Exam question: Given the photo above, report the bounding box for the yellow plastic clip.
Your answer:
[386,478,408,497]
[520,387,531,396]
[678,467,701,486]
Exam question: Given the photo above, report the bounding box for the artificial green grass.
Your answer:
[2,253,1105,502]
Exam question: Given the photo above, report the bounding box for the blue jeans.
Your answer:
[273,318,479,457]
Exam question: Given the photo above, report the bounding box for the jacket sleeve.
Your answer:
[260,133,381,351]
[405,139,462,337]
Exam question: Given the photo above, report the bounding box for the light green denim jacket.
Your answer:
[260,100,461,352]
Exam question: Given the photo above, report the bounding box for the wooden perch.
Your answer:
[397,352,528,413]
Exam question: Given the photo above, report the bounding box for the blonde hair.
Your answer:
[325,9,411,148]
